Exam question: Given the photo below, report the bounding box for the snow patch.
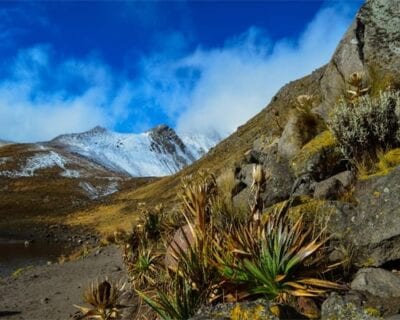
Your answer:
[103,181,119,196]
[79,181,99,199]
[22,151,66,176]
[79,181,119,199]
[0,151,81,178]
[61,169,81,178]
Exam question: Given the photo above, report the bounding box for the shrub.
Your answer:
[329,90,400,161]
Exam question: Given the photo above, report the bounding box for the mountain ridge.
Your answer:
[0,124,219,234]
[48,124,220,177]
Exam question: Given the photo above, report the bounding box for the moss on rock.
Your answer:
[290,131,343,179]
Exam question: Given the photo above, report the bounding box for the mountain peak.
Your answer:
[148,124,175,135]
[47,124,220,177]
[87,126,108,134]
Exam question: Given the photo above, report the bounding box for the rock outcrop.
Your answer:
[329,166,400,267]
[319,0,400,118]
[230,0,400,316]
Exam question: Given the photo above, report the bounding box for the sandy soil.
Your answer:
[0,245,129,320]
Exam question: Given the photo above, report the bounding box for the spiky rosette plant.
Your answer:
[128,244,160,289]
[74,279,128,320]
[214,204,344,303]
[296,94,314,114]
[170,172,220,296]
[138,173,220,319]
[346,72,370,102]
[137,274,205,320]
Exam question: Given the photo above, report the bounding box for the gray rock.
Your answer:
[329,166,400,266]
[319,0,400,118]
[234,144,295,208]
[335,170,355,188]
[321,293,381,320]
[236,164,255,188]
[189,300,280,320]
[313,171,354,200]
[351,268,400,298]
[314,177,345,200]
[164,224,195,272]
[278,111,323,159]
[232,186,251,209]
[291,174,316,197]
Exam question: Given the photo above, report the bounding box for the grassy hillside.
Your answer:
[68,67,326,234]
[0,143,155,235]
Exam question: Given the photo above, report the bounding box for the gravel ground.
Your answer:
[0,245,129,320]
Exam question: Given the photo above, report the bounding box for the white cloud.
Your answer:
[0,45,132,142]
[137,2,357,137]
[0,1,358,142]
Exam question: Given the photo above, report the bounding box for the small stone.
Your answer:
[40,297,50,304]
[112,266,121,272]
[384,187,390,193]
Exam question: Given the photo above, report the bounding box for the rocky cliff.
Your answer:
[225,0,400,317]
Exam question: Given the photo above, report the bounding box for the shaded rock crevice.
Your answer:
[355,17,366,63]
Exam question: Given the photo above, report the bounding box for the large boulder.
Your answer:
[328,166,400,267]
[348,268,400,316]
[319,0,400,118]
[290,131,345,180]
[164,224,195,271]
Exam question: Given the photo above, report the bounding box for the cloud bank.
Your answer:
[0,1,357,142]
[138,2,356,137]
[0,46,133,142]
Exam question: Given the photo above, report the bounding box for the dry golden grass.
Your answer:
[356,148,400,180]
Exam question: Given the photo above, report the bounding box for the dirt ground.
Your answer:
[0,245,129,320]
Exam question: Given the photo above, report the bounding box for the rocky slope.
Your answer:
[205,0,400,318]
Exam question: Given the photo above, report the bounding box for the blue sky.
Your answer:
[0,0,363,142]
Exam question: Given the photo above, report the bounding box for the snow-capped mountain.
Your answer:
[0,125,220,213]
[50,125,220,177]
